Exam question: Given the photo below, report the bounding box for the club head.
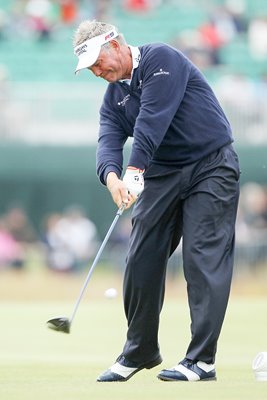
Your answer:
[47,317,71,334]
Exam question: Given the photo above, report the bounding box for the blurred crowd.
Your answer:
[235,182,267,268]
[0,0,113,40]
[0,0,163,41]
[0,205,36,269]
[1,1,267,146]
[41,205,99,271]
[0,204,99,272]
[0,183,267,273]
[0,0,266,63]
[170,0,248,70]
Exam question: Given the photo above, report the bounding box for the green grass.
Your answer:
[1,267,267,399]
[0,286,267,400]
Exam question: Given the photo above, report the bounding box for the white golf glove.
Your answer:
[123,167,144,197]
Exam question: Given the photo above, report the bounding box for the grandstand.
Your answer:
[1,0,267,82]
[0,0,266,145]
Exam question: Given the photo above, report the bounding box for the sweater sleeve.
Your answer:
[128,45,191,170]
[96,100,128,185]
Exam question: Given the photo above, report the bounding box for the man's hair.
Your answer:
[73,20,126,48]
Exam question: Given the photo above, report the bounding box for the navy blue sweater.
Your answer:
[96,43,233,185]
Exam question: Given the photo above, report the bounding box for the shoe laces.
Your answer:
[182,358,194,367]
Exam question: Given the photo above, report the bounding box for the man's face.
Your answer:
[88,42,130,83]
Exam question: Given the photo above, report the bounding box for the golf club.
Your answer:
[46,203,126,334]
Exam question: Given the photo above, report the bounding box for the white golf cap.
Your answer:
[74,29,119,74]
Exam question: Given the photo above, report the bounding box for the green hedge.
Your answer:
[0,144,266,237]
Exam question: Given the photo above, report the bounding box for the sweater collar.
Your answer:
[120,45,140,85]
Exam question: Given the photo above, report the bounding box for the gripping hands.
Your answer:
[123,167,144,198]
[106,167,144,210]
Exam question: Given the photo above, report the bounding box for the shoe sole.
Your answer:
[98,356,163,382]
[123,356,163,381]
[158,375,217,382]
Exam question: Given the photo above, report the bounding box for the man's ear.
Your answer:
[109,40,120,50]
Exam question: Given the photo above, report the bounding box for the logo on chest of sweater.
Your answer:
[153,68,170,77]
[118,94,131,106]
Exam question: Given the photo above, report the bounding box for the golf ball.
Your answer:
[104,288,118,299]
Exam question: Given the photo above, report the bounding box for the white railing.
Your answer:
[0,82,106,145]
[1,81,267,145]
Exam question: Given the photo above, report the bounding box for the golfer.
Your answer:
[73,20,240,382]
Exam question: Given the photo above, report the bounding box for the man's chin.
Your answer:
[104,77,117,83]
[101,73,120,83]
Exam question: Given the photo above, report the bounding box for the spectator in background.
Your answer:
[59,0,78,25]
[248,16,267,60]
[208,3,247,43]
[235,183,267,267]
[172,1,247,69]
[2,206,37,269]
[224,0,248,34]
[124,0,152,12]
[0,206,36,269]
[42,212,72,272]
[0,219,24,269]
[197,2,247,67]
[171,29,220,69]
[239,183,267,233]
[25,0,59,40]
[198,18,225,66]
[4,206,37,244]
[42,206,98,272]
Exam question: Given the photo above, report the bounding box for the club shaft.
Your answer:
[69,204,126,324]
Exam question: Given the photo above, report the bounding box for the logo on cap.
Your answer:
[75,43,87,57]
[104,31,115,41]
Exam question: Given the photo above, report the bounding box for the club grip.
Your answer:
[117,202,126,216]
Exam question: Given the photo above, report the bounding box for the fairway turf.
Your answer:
[0,270,267,399]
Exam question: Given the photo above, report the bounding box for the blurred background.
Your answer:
[0,0,266,285]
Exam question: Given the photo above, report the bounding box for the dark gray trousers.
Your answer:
[122,144,240,365]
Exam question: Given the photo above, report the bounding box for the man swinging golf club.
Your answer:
[73,20,240,382]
